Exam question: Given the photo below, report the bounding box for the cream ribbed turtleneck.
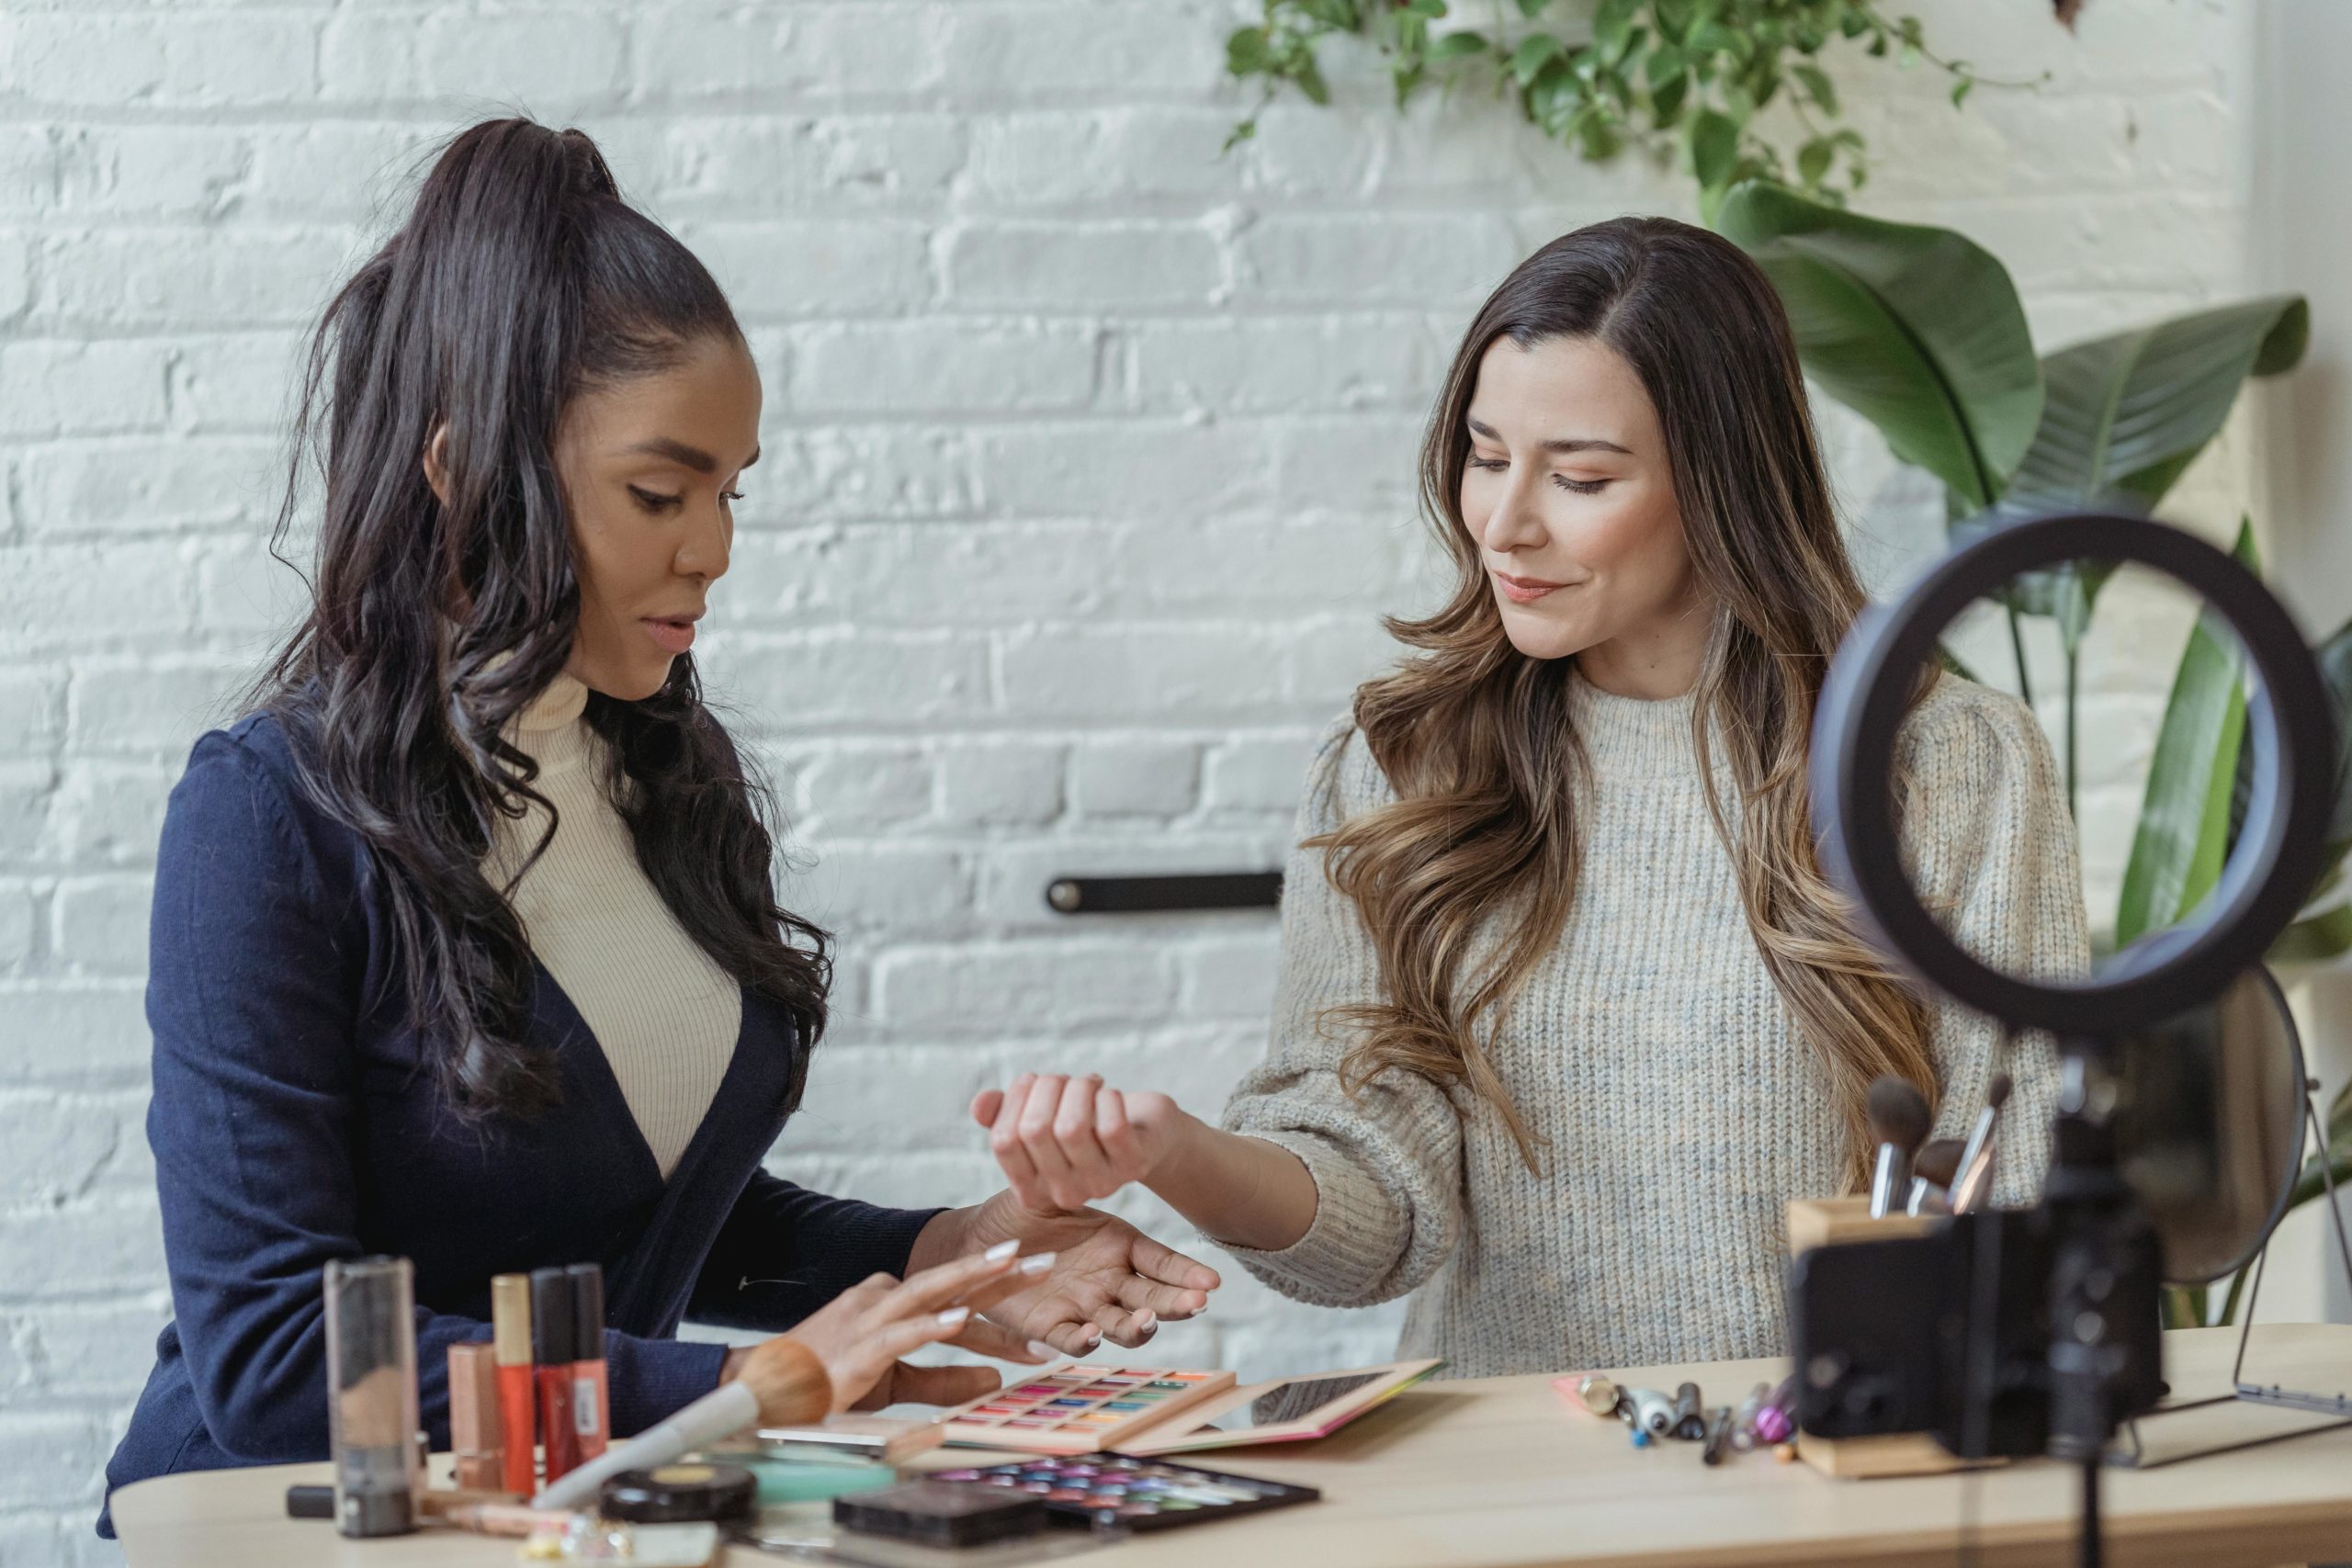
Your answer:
[483,672,743,1179]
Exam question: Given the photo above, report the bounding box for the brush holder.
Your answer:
[1782,1198,2003,1479]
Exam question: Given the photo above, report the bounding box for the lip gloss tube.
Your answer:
[530,1268,580,1484]
[566,1263,608,1462]
[447,1341,504,1490]
[492,1274,537,1494]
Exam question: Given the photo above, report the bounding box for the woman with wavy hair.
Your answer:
[975,217,2086,1377]
[98,118,1216,1534]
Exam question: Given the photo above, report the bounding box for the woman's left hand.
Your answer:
[914,1193,1222,1355]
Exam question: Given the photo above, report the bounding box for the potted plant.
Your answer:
[1714,180,2352,1325]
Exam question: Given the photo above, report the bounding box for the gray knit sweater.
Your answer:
[1219,667,2088,1378]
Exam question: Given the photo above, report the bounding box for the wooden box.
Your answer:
[1782,1197,1999,1480]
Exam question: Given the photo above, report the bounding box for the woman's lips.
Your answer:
[1493,570,1572,604]
[640,617,697,655]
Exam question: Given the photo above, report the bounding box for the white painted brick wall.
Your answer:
[0,1,2269,1556]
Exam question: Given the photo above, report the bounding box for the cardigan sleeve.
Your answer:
[1896,676,2092,1209]
[686,1171,943,1331]
[146,731,728,1461]
[1216,716,1468,1308]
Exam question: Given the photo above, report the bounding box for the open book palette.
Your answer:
[937,1366,1236,1454]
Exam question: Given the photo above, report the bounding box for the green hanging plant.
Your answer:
[1222,1,2039,214]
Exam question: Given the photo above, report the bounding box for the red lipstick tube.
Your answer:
[490,1273,537,1495]
[529,1268,580,1483]
[566,1263,608,1462]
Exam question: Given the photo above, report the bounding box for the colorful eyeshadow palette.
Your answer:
[929,1453,1320,1533]
[936,1365,1237,1454]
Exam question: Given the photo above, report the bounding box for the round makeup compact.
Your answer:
[598,1461,757,1524]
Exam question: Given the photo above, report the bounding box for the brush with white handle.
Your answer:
[1866,1077,1931,1219]
[1947,1072,2012,1215]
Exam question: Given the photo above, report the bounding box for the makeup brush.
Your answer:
[1866,1076,1932,1219]
[531,1337,832,1513]
[1906,1137,1965,1216]
[1948,1072,2012,1215]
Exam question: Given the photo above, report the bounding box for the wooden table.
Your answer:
[111,1324,2352,1568]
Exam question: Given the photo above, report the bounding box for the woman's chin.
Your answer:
[575,656,673,704]
[1495,605,1589,662]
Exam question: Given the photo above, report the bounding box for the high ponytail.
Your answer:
[253,118,828,1119]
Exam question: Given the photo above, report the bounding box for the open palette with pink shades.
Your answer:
[937,1365,1237,1454]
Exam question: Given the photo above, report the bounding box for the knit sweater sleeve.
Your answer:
[1896,675,2091,1208]
[1216,716,1467,1308]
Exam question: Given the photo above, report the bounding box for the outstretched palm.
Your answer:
[958,1191,1220,1355]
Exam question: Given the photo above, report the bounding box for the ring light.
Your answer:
[1810,513,2335,1038]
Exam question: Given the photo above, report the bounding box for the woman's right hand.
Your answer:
[721,1242,1043,1416]
[970,1073,1193,1212]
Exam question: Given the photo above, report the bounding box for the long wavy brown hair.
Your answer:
[1318,216,1935,1190]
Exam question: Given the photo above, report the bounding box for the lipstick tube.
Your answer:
[492,1274,537,1494]
[566,1263,608,1462]
[530,1268,580,1484]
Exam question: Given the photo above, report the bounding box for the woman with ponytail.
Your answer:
[974,219,2087,1379]
[99,118,1214,1533]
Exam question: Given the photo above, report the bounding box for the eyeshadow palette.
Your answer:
[936,1365,1237,1454]
[929,1453,1320,1533]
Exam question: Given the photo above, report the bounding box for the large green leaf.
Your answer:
[1715,180,2042,509]
[1996,297,2309,521]
[2236,615,2352,964]
[2116,519,2261,947]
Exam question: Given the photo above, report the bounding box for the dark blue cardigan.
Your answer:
[99,713,939,1536]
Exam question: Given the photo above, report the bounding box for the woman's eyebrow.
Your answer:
[617,436,762,472]
[1464,415,1630,456]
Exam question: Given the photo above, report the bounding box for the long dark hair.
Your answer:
[1320,217,1935,1187]
[253,118,828,1119]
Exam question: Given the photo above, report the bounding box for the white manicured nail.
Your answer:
[1017,1251,1057,1275]
[983,1240,1019,1262]
[937,1306,971,1327]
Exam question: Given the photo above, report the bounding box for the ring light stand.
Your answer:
[1803,513,2344,1567]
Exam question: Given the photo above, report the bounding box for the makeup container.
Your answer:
[1751,1378,1795,1446]
[835,1480,1046,1549]
[491,1273,537,1494]
[1702,1406,1736,1465]
[924,1455,1322,1534]
[447,1341,504,1491]
[934,1365,1237,1455]
[1669,1382,1705,1440]
[1730,1382,1771,1451]
[1559,1372,1622,1417]
[598,1462,757,1525]
[323,1256,422,1538]
[567,1263,608,1461]
[1621,1386,1678,1441]
[752,1413,944,1468]
[531,1267,581,1484]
